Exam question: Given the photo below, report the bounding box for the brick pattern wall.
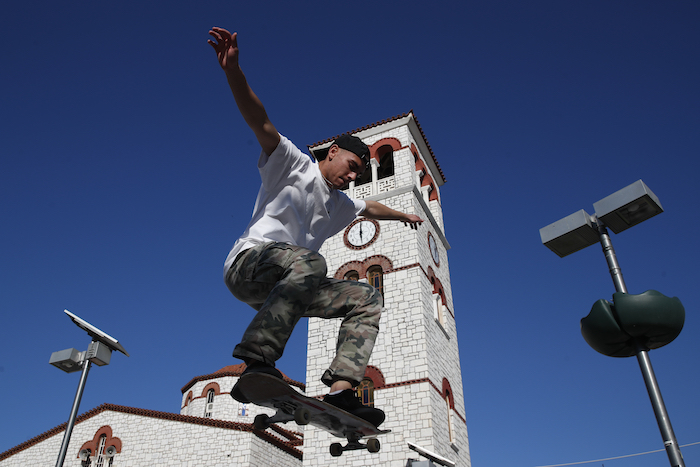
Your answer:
[0,406,302,467]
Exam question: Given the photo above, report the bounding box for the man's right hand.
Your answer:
[208,27,239,73]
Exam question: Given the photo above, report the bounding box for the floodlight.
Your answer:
[539,209,599,258]
[49,348,83,373]
[593,180,663,234]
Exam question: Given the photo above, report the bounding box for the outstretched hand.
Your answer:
[208,27,239,72]
[402,214,424,230]
[362,200,424,229]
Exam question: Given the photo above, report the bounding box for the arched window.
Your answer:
[376,145,395,180]
[94,435,110,467]
[367,265,383,296]
[356,378,375,407]
[78,427,120,466]
[445,391,455,443]
[443,379,456,444]
[204,388,215,418]
[434,290,446,326]
[344,270,359,281]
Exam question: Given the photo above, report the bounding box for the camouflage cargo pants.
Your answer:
[225,242,382,387]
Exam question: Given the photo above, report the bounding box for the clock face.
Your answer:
[345,219,379,249]
[428,232,440,266]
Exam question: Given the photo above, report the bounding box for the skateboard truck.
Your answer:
[330,434,380,457]
[254,406,311,430]
[255,407,381,457]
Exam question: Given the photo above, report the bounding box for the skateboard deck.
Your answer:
[235,373,390,456]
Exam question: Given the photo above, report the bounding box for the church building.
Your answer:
[0,112,471,467]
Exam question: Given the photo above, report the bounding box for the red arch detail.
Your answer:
[201,382,221,397]
[364,365,386,389]
[442,378,455,409]
[77,425,122,458]
[369,138,402,161]
[334,255,394,280]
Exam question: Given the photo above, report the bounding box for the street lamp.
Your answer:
[50,309,129,467]
[539,180,685,467]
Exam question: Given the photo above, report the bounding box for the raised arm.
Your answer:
[208,27,280,155]
[362,200,424,229]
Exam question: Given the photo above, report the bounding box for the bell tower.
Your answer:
[304,112,471,466]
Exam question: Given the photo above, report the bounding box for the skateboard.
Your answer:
[235,373,390,457]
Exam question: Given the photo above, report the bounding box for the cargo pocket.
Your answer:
[249,242,295,284]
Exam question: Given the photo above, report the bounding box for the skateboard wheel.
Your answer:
[367,438,380,453]
[254,414,270,430]
[294,407,311,425]
[330,443,343,457]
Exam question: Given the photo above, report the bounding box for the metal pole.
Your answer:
[636,346,685,466]
[596,223,685,467]
[596,223,628,294]
[56,350,93,467]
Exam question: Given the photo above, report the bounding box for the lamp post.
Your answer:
[539,180,685,467]
[49,310,129,467]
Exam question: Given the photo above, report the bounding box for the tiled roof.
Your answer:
[0,403,303,461]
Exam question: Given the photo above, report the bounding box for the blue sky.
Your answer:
[2,1,699,466]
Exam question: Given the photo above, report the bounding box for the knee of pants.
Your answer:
[361,280,382,305]
[360,282,384,320]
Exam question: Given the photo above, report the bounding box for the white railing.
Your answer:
[377,177,396,193]
[348,176,396,199]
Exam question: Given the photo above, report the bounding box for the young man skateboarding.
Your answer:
[208,27,423,427]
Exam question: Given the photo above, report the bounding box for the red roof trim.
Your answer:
[0,403,303,461]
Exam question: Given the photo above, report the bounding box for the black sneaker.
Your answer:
[231,361,283,403]
[323,389,385,427]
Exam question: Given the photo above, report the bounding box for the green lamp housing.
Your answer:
[581,290,685,357]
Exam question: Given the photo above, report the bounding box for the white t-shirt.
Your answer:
[224,134,366,274]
